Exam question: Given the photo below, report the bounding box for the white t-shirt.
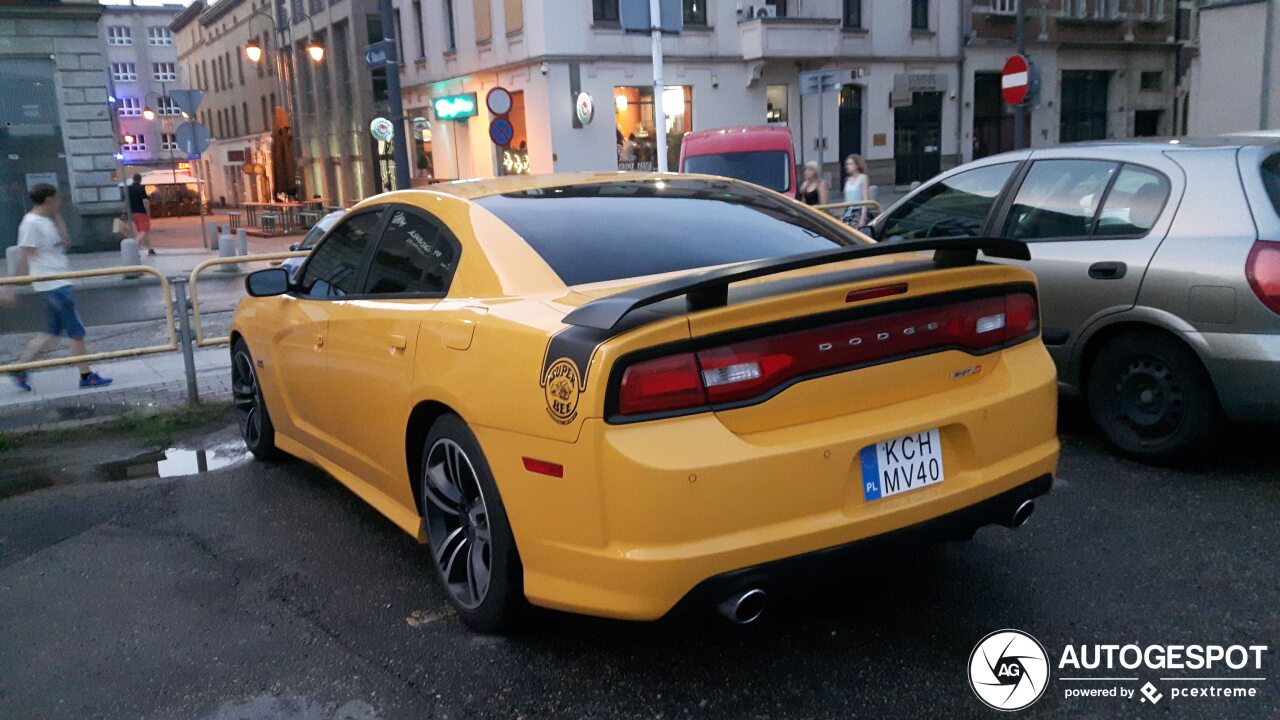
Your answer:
[17,212,72,292]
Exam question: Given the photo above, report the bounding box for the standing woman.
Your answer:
[842,154,871,226]
[798,161,829,206]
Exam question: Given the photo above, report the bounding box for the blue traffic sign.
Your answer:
[364,40,396,69]
[489,117,514,146]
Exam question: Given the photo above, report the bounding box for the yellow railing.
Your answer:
[188,251,307,347]
[814,199,883,216]
[0,266,177,374]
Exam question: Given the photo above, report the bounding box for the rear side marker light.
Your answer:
[522,457,564,478]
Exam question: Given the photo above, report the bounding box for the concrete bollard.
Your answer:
[5,245,20,277]
[208,222,221,250]
[217,234,239,273]
[237,228,248,256]
[120,237,141,266]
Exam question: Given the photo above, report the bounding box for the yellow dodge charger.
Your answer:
[231,173,1059,631]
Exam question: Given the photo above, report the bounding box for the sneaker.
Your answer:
[11,371,31,392]
[79,372,113,389]
[147,249,157,256]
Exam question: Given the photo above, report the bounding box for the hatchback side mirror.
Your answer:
[245,267,290,297]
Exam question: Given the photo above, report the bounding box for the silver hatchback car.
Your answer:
[865,137,1280,463]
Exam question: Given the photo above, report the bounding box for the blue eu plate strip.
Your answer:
[860,445,881,502]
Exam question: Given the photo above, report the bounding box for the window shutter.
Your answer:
[504,0,523,34]
[474,0,492,42]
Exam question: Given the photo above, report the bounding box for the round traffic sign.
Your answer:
[489,117,514,146]
[486,86,513,116]
[1001,54,1031,106]
[174,121,211,156]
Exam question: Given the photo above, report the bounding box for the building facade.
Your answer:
[962,0,1183,163]
[1,0,121,251]
[1188,0,1279,135]
[101,2,186,176]
[393,0,968,191]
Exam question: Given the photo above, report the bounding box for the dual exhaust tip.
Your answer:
[713,500,1035,625]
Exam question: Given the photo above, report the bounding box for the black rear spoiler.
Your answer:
[561,237,1029,331]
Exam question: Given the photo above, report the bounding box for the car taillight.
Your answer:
[614,291,1039,417]
[1246,241,1280,315]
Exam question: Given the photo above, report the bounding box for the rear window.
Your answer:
[475,179,853,286]
[684,150,791,192]
[1262,152,1280,216]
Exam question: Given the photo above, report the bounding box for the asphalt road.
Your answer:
[0,405,1276,720]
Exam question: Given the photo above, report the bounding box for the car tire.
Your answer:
[421,414,525,633]
[231,339,283,461]
[1086,330,1220,465]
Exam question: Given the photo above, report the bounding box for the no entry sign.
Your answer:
[1002,54,1031,106]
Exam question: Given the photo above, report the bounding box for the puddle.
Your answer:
[97,442,251,481]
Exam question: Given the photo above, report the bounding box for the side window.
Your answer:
[297,211,382,298]
[882,162,1017,240]
[1002,160,1118,240]
[362,208,460,295]
[1093,165,1170,237]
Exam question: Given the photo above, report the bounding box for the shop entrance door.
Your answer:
[894,91,942,185]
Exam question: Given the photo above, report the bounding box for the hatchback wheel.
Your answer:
[1086,331,1219,464]
[232,339,281,461]
[421,415,524,632]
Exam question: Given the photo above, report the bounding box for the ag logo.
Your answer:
[968,629,1050,711]
[541,358,582,424]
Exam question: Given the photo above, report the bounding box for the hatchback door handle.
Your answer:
[1088,261,1127,280]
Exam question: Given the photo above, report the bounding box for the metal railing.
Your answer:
[814,199,883,218]
[188,251,306,347]
[0,266,177,374]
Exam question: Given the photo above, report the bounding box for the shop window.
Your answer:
[766,84,788,123]
[614,85,693,171]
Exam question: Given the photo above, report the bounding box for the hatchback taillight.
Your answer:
[614,290,1039,418]
[1246,241,1280,315]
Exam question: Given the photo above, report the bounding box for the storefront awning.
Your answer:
[137,170,203,185]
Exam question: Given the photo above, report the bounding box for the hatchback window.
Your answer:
[881,162,1017,240]
[362,209,460,295]
[1093,165,1170,237]
[297,211,382,298]
[1003,160,1118,240]
[1260,152,1280,216]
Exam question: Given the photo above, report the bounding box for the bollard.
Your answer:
[208,221,221,250]
[5,245,20,277]
[217,234,240,273]
[120,236,140,266]
[237,228,248,256]
[171,277,200,405]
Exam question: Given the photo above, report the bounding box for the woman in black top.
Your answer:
[798,161,829,206]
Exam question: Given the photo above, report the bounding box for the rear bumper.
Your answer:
[1197,331,1280,421]
[481,342,1060,621]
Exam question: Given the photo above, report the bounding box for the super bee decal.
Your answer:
[539,324,612,425]
[542,358,583,424]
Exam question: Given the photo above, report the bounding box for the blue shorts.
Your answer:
[40,286,86,339]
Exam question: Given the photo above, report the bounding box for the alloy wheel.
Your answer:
[423,438,492,609]
[232,350,263,448]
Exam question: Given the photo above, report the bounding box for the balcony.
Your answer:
[737,16,843,61]
[972,0,1170,23]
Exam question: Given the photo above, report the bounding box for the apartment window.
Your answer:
[505,0,524,34]
[121,133,147,152]
[310,0,324,13]
[153,62,178,82]
[395,8,406,60]
[155,96,181,116]
[911,0,929,30]
[147,26,173,46]
[1060,70,1110,143]
[160,132,178,151]
[765,0,787,16]
[683,0,706,25]
[444,0,457,51]
[472,0,490,43]
[117,96,142,117]
[766,84,788,123]
[261,96,270,131]
[592,0,619,23]
[1140,71,1163,91]
[225,52,233,86]
[110,63,137,82]
[843,0,861,29]
[107,26,132,46]
[237,52,245,85]
[243,102,251,135]
[412,0,426,57]
[201,60,210,90]
[231,108,239,137]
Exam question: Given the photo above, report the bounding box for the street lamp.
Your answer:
[244,38,264,64]
[142,106,156,120]
[306,39,325,63]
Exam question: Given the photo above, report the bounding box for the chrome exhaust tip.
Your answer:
[716,588,768,625]
[1004,500,1035,529]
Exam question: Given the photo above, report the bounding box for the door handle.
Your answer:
[1088,261,1127,280]
[314,334,324,349]
[389,334,407,350]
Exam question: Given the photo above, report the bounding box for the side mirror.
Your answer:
[245,267,290,297]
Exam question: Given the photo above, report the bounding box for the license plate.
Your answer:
[860,428,944,502]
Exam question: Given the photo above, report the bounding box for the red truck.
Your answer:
[678,125,797,198]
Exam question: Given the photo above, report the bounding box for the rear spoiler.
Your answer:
[561,237,1030,331]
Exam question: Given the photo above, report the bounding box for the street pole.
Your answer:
[649,0,668,173]
[816,84,825,178]
[378,0,411,190]
[1014,0,1027,150]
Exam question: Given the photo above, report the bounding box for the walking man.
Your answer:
[10,183,112,391]
[127,173,155,256]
